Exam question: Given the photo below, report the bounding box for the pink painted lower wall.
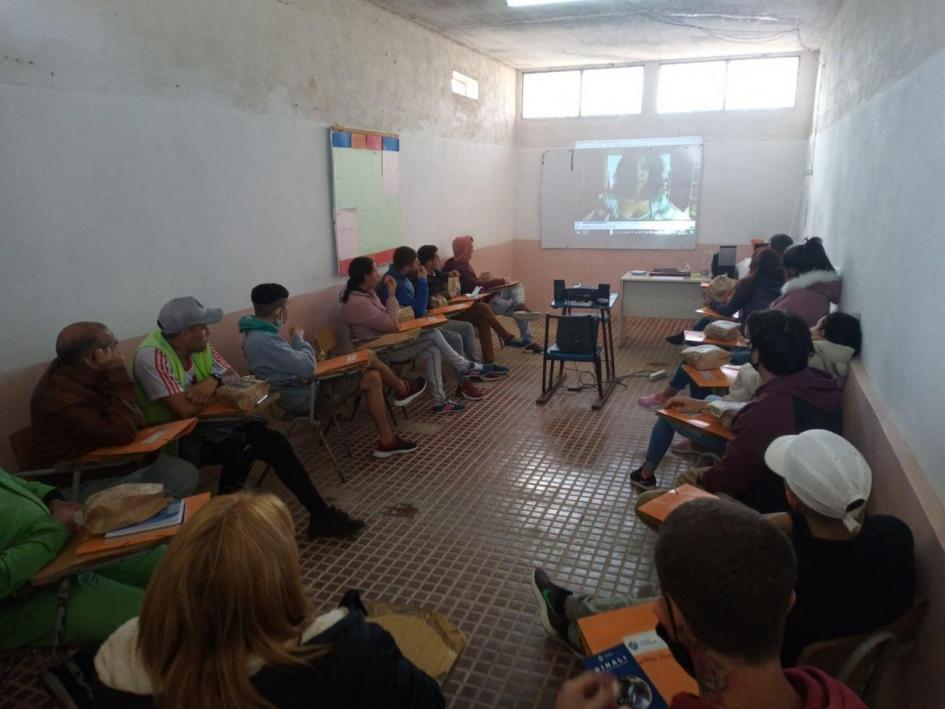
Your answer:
[511,239,754,311]
[0,241,515,472]
[843,362,945,707]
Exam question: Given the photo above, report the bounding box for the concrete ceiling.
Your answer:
[367,0,843,69]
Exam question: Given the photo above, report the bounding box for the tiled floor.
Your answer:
[2,317,698,709]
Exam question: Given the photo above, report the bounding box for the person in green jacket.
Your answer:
[0,468,165,651]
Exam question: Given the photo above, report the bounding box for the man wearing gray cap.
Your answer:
[133,297,364,539]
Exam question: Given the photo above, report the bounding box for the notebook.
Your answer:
[105,499,186,539]
[585,643,668,709]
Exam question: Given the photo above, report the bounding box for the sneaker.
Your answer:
[460,362,485,378]
[670,438,697,456]
[629,466,657,491]
[524,341,544,353]
[505,337,526,348]
[393,376,427,407]
[665,332,686,346]
[458,381,486,401]
[308,507,365,539]
[513,310,542,322]
[374,435,419,458]
[637,391,669,410]
[433,399,466,414]
[532,569,581,653]
[469,370,504,383]
[485,363,510,375]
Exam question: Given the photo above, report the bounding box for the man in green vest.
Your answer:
[0,468,165,652]
[133,297,363,539]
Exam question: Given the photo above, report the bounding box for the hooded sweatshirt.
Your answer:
[709,271,784,323]
[668,667,867,709]
[725,339,856,402]
[340,289,401,341]
[94,608,444,709]
[770,271,842,326]
[443,235,505,294]
[700,368,843,513]
[239,317,318,417]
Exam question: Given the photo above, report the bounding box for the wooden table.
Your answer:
[398,314,447,332]
[681,364,741,391]
[683,330,749,349]
[33,492,211,586]
[620,274,707,346]
[657,407,733,440]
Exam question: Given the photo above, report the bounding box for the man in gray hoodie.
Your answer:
[240,284,425,459]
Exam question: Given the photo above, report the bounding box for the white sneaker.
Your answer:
[512,310,542,322]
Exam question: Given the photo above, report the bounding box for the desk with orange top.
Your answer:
[681,364,741,391]
[656,407,732,441]
[683,330,749,349]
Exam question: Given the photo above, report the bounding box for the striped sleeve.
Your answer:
[210,346,234,377]
[134,347,184,401]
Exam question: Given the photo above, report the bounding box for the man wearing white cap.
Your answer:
[133,297,365,539]
[765,429,915,665]
[533,430,914,668]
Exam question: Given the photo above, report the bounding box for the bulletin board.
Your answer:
[329,126,402,276]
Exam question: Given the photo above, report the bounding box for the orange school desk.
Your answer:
[683,330,749,349]
[695,307,738,322]
[681,364,740,390]
[428,302,474,317]
[637,484,718,524]
[657,407,733,441]
[315,349,372,379]
[398,314,447,332]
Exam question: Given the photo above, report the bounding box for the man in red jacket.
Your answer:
[553,499,867,709]
[635,309,843,517]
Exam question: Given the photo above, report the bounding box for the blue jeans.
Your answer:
[669,363,712,400]
[692,316,712,331]
[73,452,199,501]
[644,408,728,469]
[729,348,751,365]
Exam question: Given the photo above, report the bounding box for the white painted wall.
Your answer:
[515,54,818,246]
[807,0,945,503]
[0,0,516,373]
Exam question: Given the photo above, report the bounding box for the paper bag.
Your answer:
[216,376,270,411]
[430,295,449,309]
[397,306,416,323]
[705,275,737,303]
[367,602,466,685]
[447,276,460,298]
[704,320,741,341]
[681,345,731,370]
[706,400,747,429]
[78,483,170,534]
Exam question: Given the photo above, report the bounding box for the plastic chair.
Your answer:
[796,599,928,707]
[541,314,603,399]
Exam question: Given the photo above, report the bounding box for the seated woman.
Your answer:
[443,235,543,353]
[341,256,496,415]
[666,247,785,345]
[94,493,445,708]
[770,237,841,326]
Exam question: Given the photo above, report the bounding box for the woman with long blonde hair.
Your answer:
[94,493,444,708]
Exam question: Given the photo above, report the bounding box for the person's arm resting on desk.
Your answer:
[0,477,75,597]
[135,347,232,418]
[710,280,750,318]
[395,273,429,317]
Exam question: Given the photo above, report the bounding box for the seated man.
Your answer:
[443,235,543,353]
[133,297,363,539]
[30,322,198,500]
[382,246,488,402]
[417,244,517,366]
[536,431,915,668]
[631,310,843,515]
[549,498,869,709]
[0,468,166,652]
[239,283,424,458]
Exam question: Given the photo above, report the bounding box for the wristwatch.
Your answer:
[211,374,224,386]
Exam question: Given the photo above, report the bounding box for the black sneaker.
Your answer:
[629,466,657,491]
[665,332,686,345]
[532,568,575,647]
[308,507,366,539]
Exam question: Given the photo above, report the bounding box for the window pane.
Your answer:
[725,57,799,110]
[522,71,580,118]
[580,66,644,116]
[657,61,726,113]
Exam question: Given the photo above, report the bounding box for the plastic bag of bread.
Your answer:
[397,306,416,322]
[706,400,747,429]
[77,483,170,534]
[216,376,271,411]
[681,345,731,370]
[704,320,741,341]
[705,275,737,303]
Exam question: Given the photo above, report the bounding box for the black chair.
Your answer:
[541,314,603,400]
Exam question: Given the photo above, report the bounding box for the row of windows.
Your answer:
[519,56,799,118]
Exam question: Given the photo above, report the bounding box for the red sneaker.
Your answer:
[459,381,486,401]
[393,376,427,407]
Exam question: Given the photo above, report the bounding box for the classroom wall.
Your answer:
[807,2,945,704]
[511,53,817,303]
[0,0,517,376]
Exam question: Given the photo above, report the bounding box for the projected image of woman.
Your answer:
[585,152,686,221]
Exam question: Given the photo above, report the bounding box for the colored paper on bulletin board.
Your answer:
[382,151,400,194]
[334,208,359,261]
